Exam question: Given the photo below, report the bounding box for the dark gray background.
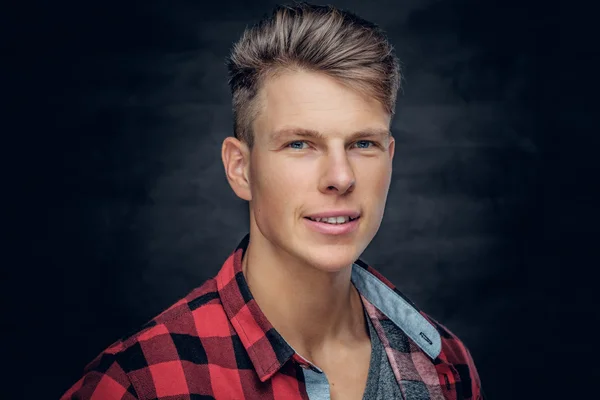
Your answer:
[5,0,598,399]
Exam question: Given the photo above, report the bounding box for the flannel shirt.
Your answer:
[61,234,483,399]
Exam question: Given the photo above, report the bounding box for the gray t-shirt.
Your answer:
[362,310,404,400]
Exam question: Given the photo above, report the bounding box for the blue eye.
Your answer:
[355,140,374,149]
[288,141,308,149]
[286,140,377,150]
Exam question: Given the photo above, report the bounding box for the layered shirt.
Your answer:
[61,234,484,399]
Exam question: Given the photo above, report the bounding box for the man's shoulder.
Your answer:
[419,311,477,366]
[85,276,226,373]
[419,311,484,398]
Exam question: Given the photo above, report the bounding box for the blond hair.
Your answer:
[226,2,401,148]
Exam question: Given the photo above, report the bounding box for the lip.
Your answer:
[304,210,361,219]
[303,216,360,235]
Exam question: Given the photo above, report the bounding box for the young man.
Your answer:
[61,3,483,399]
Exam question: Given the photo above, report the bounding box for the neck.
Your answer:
[242,233,368,362]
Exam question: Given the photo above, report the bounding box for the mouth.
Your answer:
[303,215,360,235]
[304,215,360,225]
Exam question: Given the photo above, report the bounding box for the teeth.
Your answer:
[309,216,353,224]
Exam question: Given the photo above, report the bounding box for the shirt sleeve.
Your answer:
[60,359,138,400]
[465,346,484,400]
[423,312,485,400]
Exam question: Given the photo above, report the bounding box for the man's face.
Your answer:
[248,70,395,272]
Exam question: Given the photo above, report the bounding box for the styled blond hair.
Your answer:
[226,2,401,148]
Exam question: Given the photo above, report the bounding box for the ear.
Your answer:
[388,135,395,161]
[221,137,252,201]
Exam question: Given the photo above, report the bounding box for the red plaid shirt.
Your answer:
[61,234,484,399]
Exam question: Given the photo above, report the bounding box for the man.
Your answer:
[61,3,483,399]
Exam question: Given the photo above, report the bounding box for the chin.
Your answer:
[301,246,361,272]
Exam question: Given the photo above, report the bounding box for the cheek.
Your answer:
[357,161,391,193]
[251,158,309,211]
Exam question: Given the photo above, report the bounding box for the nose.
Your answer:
[318,150,356,195]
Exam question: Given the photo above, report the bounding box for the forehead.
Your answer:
[253,70,390,141]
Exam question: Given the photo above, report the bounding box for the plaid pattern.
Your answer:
[61,234,483,399]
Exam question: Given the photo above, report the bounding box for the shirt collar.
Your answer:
[216,234,441,382]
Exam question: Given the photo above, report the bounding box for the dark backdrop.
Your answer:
[5,0,598,399]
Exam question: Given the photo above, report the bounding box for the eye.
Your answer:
[353,140,376,149]
[287,141,309,150]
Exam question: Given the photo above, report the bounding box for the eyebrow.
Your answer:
[269,127,391,143]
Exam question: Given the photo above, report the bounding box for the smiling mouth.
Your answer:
[304,216,360,225]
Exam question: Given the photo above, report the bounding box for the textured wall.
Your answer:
[5,0,597,398]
